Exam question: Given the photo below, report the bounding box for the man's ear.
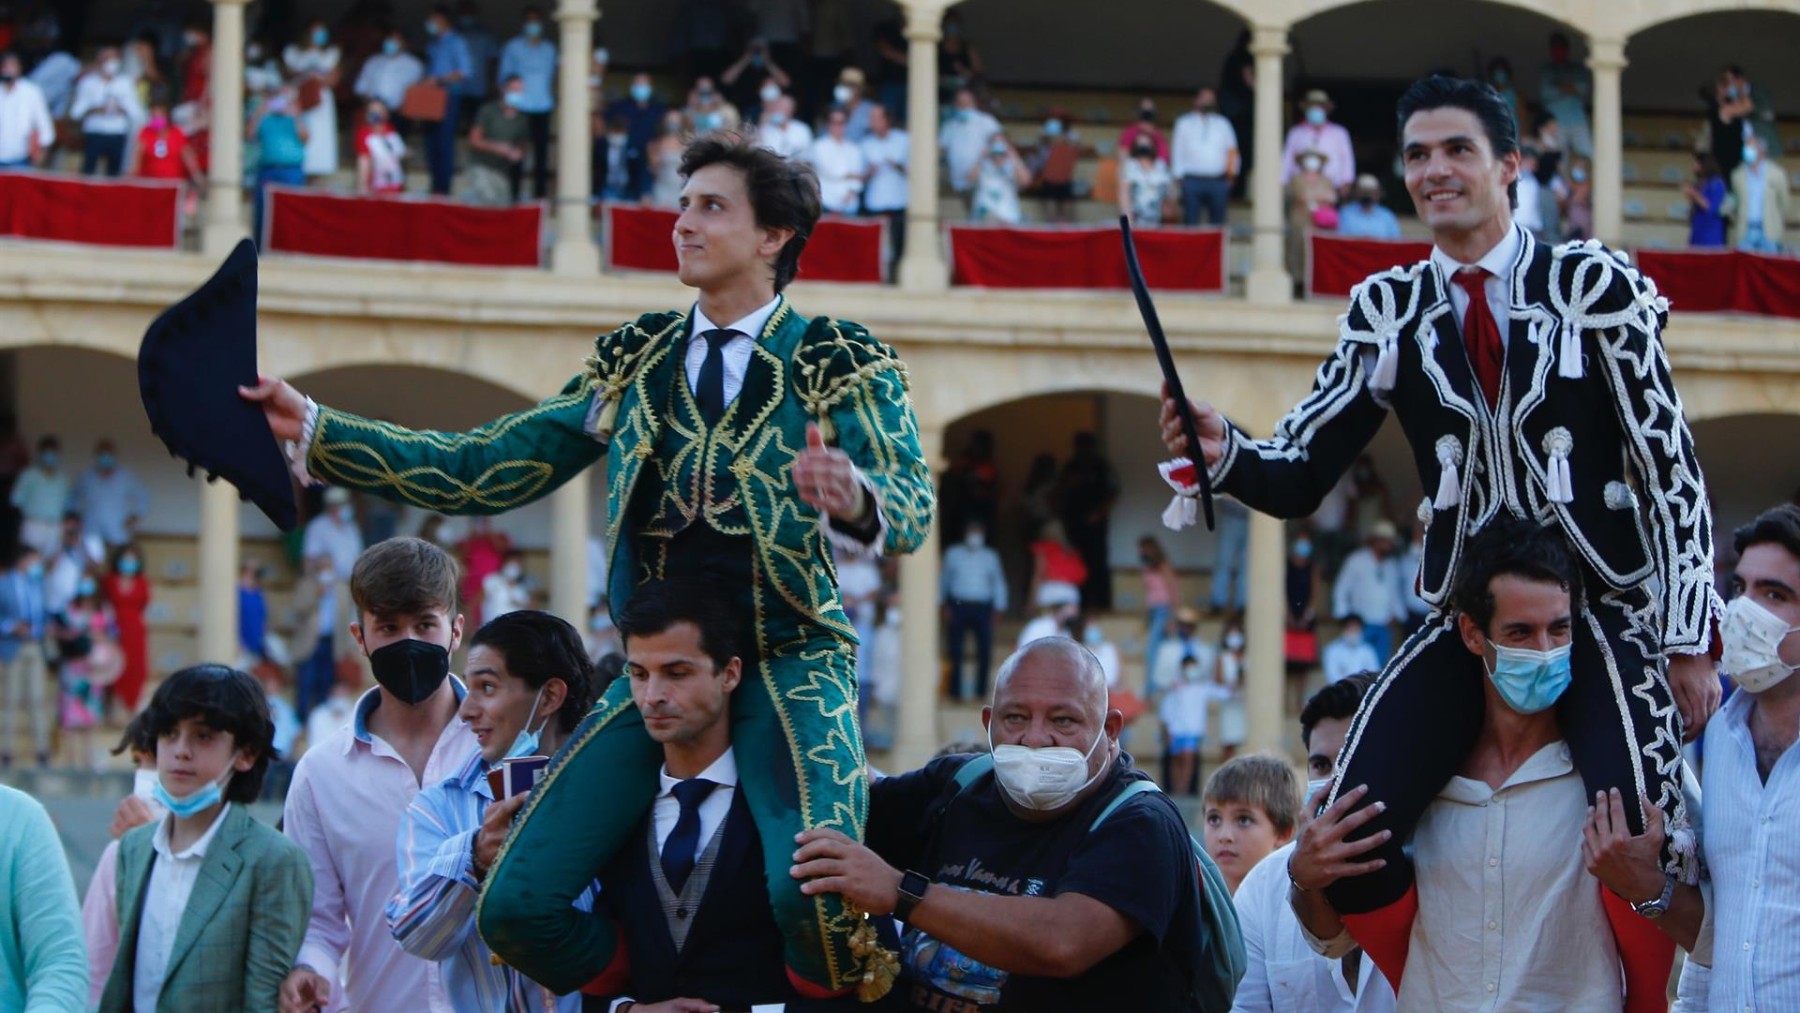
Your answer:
[1104,708,1125,742]
[1457,612,1487,657]
[720,656,743,694]
[448,613,465,654]
[540,676,568,718]
[759,224,796,263]
[980,706,992,735]
[233,746,257,774]
[349,622,366,654]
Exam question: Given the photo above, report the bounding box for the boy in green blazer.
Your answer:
[98,664,313,1013]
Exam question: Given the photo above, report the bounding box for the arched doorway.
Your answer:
[1690,413,1800,565]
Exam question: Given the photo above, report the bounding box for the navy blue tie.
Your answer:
[662,778,719,893]
[695,328,735,425]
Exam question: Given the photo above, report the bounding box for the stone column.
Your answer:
[1245,25,1292,305]
[896,0,949,292]
[197,481,240,663]
[1587,37,1627,247]
[893,425,944,771]
[552,0,601,275]
[201,0,249,256]
[549,476,591,627]
[1245,510,1287,753]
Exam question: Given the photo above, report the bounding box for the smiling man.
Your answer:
[1159,75,1718,1001]
[244,133,932,999]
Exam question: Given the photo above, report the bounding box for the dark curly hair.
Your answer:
[140,664,276,804]
[468,610,600,735]
[1450,517,1581,635]
[679,132,822,292]
[1396,74,1522,209]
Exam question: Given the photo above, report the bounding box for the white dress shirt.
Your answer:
[1430,223,1523,335]
[1170,110,1238,178]
[860,128,910,212]
[938,109,1002,193]
[134,805,234,1013]
[69,71,144,135]
[651,747,739,861]
[1321,635,1381,685]
[1331,548,1404,626]
[1233,842,1395,1013]
[805,134,866,214]
[758,118,814,160]
[685,295,782,410]
[0,79,54,163]
[1677,688,1800,1011]
[302,513,365,580]
[353,51,425,110]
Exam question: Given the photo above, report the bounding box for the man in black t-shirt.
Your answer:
[792,637,1207,1010]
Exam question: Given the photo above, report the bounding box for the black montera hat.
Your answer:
[139,239,298,531]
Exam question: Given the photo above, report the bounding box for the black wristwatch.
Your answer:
[894,870,931,923]
[1631,873,1677,920]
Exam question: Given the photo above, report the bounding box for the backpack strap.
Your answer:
[953,752,994,792]
[1090,777,1159,831]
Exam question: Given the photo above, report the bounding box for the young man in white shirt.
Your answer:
[353,31,424,124]
[1289,518,1641,1012]
[805,107,865,216]
[1170,86,1239,226]
[0,52,54,168]
[70,47,144,177]
[860,104,909,272]
[937,87,1001,206]
[756,91,812,160]
[1322,615,1380,686]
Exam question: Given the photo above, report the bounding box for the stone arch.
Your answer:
[1613,0,1800,39]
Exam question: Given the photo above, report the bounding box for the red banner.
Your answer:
[1307,233,1434,299]
[947,224,1225,291]
[264,187,544,267]
[605,203,886,283]
[0,171,180,248]
[1635,248,1800,319]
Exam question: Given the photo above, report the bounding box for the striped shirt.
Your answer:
[387,745,590,1013]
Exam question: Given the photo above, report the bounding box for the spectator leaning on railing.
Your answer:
[0,52,53,169]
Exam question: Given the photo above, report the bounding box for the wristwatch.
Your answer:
[894,870,931,923]
[1630,873,1677,920]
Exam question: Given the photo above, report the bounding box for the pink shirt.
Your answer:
[284,685,477,1013]
[1280,121,1356,190]
[1142,566,1177,608]
[81,839,121,1008]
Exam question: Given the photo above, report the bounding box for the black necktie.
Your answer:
[662,777,719,893]
[695,328,735,425]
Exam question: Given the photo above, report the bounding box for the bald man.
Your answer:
[792,638,1218,1009]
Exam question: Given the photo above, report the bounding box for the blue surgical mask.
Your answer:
[1572,167,1588,182]
[311,27,328,46]
[155,768,231,818]
[1044,119,1063,137]
[1484,640,1573,714]
[96,452,116,470]
[39,450,57,469]
[504,91,525,109]
[1306,106,1327,126]
[504,686,549,760]
[1744,145,1761,166]
[631,83,652,103]
[24,561,42,580]
[524,21,543,39]
[120,557,141,576]
[425,19,442,37]
[77,577,96,598]
[1293,539,1313,560]
[382,38,400,56]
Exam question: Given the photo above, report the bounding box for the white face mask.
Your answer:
[989,722,1108,811]
[1224,631,1245,651]
[1721,595,1800,693]
[133,769,168,814]
[502,562,523,580]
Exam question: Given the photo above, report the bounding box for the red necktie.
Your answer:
[1451,268,1503,408]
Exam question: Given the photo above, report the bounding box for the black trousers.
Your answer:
[1324,569,1686,914]
[946,599,996,700]
[513,111,551,200]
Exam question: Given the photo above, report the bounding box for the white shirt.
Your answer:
[1332,549,1404,626]
[860,128,910,212]
[1322,636,1381,686]
[758,118,813,160]
[684,295,782,411]
[1233,842,1396,1013]
[938,109,1002,193]
[806,134,866,214]
[1679,688,1800,1011]
[587,536,608,608]
[133,805,234,1012]
[70,71,144,135]
[72,465,149,546]
[652,748,739,859]
[1360,743,1622,1012]
[1151,637,1219,694]
[302,513,365,580]
[1430,223,1523,334]
[481,571,530,618]
[1170,110,1238,179]
[1015,614,1061,650]
[0,79,54,162]
[354,51,425,110]
[1158,679,1226,739]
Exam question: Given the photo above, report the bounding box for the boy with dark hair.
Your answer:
[279,537,478,1013]
[1202,754,1300,895]
[387,609,597,1013]
[247,130,933,996]
[97,664,313,1012]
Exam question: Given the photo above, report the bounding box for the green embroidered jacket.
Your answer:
[306,299,934,645]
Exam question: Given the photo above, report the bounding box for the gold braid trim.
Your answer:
[791,320,914,427]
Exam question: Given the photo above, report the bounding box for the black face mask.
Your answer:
[1139,109,1155,122]
[368,638,451,705]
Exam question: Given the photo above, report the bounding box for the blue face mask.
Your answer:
[77,577,96,598]
[1044,119,1063,137]
[96,452,116,470]
[119,557,141,576]
[383,38,400,56]
[1293,539,1313,560]
[1306,106,1328,126]
[38,451,57,469]
[1744,145,1761,166]
[524,21,543,39]
[311,27,328,46]
[1484,640,1573,714]
[504,686,549,760]
[154,768,231,819]
[631,83,652,103]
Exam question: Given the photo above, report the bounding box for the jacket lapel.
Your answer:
[161,806,248,988]
[713,299,793,447]
[1504,229,1561,421]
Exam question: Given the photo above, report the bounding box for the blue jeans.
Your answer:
[1741,221,1782,254]
[1362,621,1393,665]
[254,165,305,246]
[295,633,335,720]
[1180,175,1230,226]
[1209,509,1248,611]
[427,112,460,195]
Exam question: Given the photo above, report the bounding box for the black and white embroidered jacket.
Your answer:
[1211,226,1720,654]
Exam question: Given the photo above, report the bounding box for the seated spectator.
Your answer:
[938,87,1000,207]
[71,46,145,177]
[1684,152,1728,248]
[1731,133,1789,253]
[243,40,284,97]
[1202,755,1299,895]
[250,89,307,244]
[1286,147,1339,281]
[355,99,407,195]
[793,636,1224,1007]
[683,74,739,137]
[0,52,53,169]
[807,106,865,215]
[480,549,530,619]
[593,111,644,201]
[721,37,792,125]
[1171,87,1239,226]
[756,90,812,160]
[604,72,665,158]
[1118,97,1169,163]
[0,783,87,1010]
[1070,612,1122,689]
[1231,674,1396,1012]
[1486,56,1521,137]
[1282,90,1353,194]
[1336,174,1401,240]
[1027,520,1086,613]
[1332,522,1402,663]
[462,74,530,207]
[1119,134,1173,227]
[969,132,1029,224]
[131,97,203,191]
[1290,520,1655,1008]
[1538,32,1592,157]
[353,29,423,130]
[53,574,112,770]
[1030,109,1080,223]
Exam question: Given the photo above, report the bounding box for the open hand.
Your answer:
[1666,653,1721,742]
[1582,789,1667,904]
[1288,784,1390,892]
[790,827,901,915]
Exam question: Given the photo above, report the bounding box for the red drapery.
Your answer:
[0,172,180,248]
[1307,233,1434,298]
[1634,248,1800,319]
[605,204,887,283]
[264,187,544,267]
[947,224,1225,291]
